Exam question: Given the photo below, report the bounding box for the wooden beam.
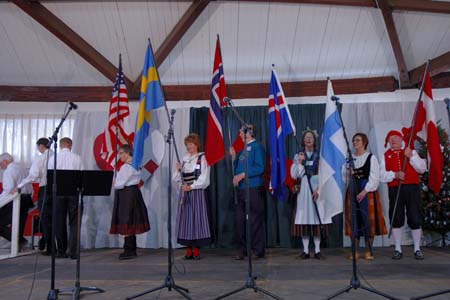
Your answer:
[12,0,133,87]
[409,51,450,86]
[131,0,210,97]
[430,72,450,89]
[390,0,450,15]
[0,76,397,102]
[377,0,410,87]
[243,0,375,7]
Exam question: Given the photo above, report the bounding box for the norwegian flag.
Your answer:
[205,36,227,166]
[102,56,133,170]
[411,70,443,195]
[268,69,296,200]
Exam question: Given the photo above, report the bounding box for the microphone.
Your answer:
[223,97,232,104]
[69,101,78,110]
[171,109,176,116]
[330,95,340,102]
[444,97,450,110]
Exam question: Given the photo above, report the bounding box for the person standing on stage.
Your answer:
[110,144,150,260]
[48,137,82,258]
[173,133,211,260]
[17,137,53,253]
[290,129,326,259]
[380,130,426,260]
[230,124,266,260]
[344,133,387,260]
[0,153,34,251]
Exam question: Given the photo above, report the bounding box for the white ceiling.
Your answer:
[0,1,449,87]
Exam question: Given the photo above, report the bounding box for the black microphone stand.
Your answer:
[214,98,284,300]
[410,98,450,300]
[125,109,193,300]
[47,103,76,300]
[323,97,400,300]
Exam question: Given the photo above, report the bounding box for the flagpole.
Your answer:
[114,54,121,174]
[388,60,430,239]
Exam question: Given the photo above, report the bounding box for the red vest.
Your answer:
[384,149,420,187]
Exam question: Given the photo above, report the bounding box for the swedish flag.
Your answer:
[132,43,164,169]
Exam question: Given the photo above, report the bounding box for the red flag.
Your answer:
[99,57,134,170]
[205,37,227,166]
[412,71,443,194]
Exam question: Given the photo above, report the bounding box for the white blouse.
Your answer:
[172,152,210,190]
[114,163,141,189]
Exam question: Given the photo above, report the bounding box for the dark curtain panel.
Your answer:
[189,103,343,249]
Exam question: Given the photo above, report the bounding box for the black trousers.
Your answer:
[235,186,266,257]
[388,184,422,229]
[54,196,82,256]
[0,194,33,242]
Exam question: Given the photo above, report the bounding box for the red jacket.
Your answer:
[384,149,420,187]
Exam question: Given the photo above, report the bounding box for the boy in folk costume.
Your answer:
[379,130,426,260]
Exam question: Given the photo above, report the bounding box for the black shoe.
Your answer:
[119,252,137,260]
[299,252,310,259]
[38,238,46,251]
[183,254,193,260]
[392,250,403,260]
[42,251,51,256]
[56,252,68,259]
[235,255,244,260]
[414,250,424,260]
[314,252,322,260]
[193,255,201,260]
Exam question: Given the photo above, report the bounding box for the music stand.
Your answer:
[47,170,113,300]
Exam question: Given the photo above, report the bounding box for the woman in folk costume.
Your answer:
[110,144,151,260]
[173,133,211,260]
[290,129,327,259]
[344,133,387,260]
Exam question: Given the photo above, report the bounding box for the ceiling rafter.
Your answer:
[130,0,210,98]
[409,51,450,86]
[0,76,397,102]
[376,0,410,87]
[11,0,134,87]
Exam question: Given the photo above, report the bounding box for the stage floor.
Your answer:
[1,246,449,300]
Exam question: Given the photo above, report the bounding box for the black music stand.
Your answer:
[47,170,113,300]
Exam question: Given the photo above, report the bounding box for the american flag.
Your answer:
[205,36,227,166]
[102,56,133,169]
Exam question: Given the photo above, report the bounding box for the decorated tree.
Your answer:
[416,123,450,244]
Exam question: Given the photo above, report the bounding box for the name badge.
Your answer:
[195,164,201,169]
[246,146,252,151]
[306,161,313,166]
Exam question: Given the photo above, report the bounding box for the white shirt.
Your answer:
[379,149,427,183]
[173,152,210,190]
[48,148,82,170]
[0,162,32,198]
[114,163,141,189]
[353,152,380,192]
[18,149,53,188]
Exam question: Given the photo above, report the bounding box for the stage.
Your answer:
[1,247,449,300]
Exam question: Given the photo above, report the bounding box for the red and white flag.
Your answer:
[101,57,133,170]
[412,71,443,194]
[205,36,227,166]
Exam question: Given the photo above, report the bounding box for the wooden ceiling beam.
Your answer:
[131,0,210,97]
[409,51,450,86]
[377,0,410,87]
[12,0,133,87]
[390,0,450,15]
[0,76,397,102]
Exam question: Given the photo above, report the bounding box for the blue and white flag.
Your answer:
[268,69,296,200]
[317,79,347,223]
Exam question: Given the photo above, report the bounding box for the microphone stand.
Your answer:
[323,97,400,300]
[410,97,450,300]
[47,103,76,300]
[214,98,284,300]
[125,109,192,300]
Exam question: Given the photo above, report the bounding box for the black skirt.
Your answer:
[110,185,150,236]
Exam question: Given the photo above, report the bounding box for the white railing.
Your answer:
[0,193,21,260]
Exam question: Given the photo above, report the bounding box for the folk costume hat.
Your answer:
[384,130,402,148]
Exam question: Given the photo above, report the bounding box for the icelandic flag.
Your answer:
[205,36,227,166]
[268,69,296,200]
[317,79,347,223]
[132,42,164,169]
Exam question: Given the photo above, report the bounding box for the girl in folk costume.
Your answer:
[110,144,150,260]
[173,133,211,260]
[344,133,387,260]
[290,129,327,259]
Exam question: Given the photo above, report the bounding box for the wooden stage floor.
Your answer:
[1,246,449,300]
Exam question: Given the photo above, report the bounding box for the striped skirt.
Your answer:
[175,189,211,247]
[344,189,387,238]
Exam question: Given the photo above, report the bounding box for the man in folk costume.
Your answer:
[380,130,426,260]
